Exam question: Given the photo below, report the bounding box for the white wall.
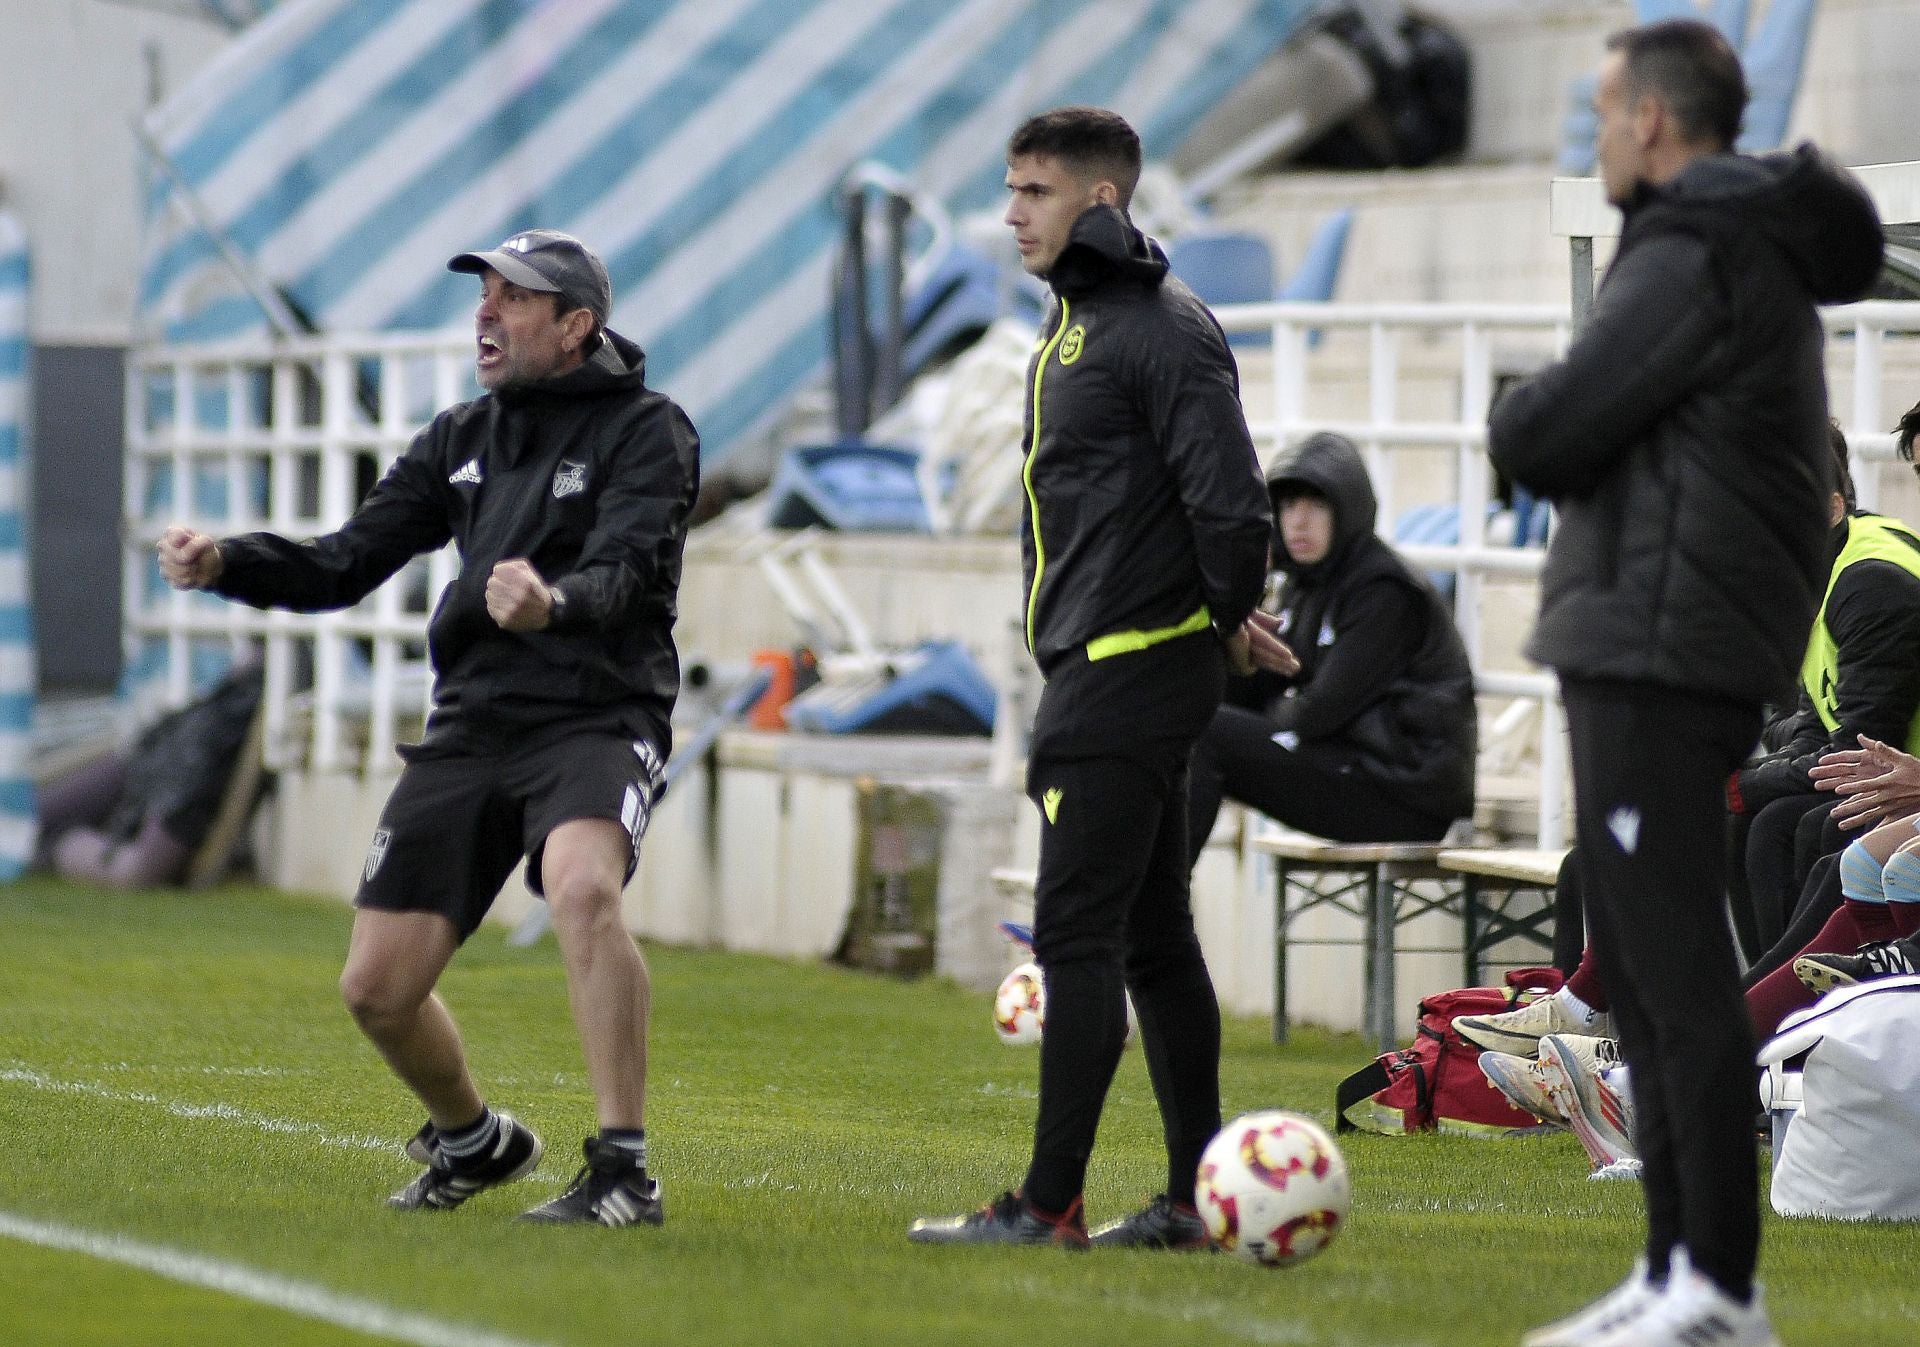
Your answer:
[0,0,227,344]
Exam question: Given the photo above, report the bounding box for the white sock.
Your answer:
[1556,986,1601,1025]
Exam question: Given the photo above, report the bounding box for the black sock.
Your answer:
[437,1108,500,1168]
[598,1127,647,1172]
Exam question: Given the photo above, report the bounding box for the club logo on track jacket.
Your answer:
[1020,205,1270,674]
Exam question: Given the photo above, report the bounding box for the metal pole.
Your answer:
[1569,236,1595,329]
[134,122,307,340]
[875,190,909,417]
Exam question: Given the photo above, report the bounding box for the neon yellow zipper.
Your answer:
[1023,297,1071,652]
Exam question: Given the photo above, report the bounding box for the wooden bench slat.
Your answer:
[1437,848,1568,886]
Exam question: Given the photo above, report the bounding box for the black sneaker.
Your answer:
[1089,1194,1210,1250]
[1794,937,1920,994]
[519,1137,663,1227]
[907,1191,1089,1248]
[388,1113,542,1211]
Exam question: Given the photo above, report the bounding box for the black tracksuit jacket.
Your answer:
[212,331,700,754]
[1246,431,1477,820]
[1020,205,1271,674]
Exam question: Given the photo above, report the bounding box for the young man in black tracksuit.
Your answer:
[1187,430,1476,860]
[910,107,1278,1249]
[1489,22,1882,1347]
[160,230,698,1228]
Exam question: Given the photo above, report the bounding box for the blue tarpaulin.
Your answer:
[139,0,1312,459]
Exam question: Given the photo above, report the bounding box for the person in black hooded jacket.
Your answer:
[160,230,694,1230]
[1187,430,1476,860]
[1488,21,1883,1347]
[910,107,1279,1253]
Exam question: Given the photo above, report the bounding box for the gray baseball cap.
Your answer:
[448,228,611,324]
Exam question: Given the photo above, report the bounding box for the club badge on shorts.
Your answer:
[552,460,587,499]
[364,828,391,882]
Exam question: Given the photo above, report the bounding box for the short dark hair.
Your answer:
[1007,106,1142,209]
[1828,420,1856,512]
[1606,18,1747,150]
[1896,399,1920,474]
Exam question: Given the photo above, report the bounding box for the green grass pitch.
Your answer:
[1,879,1915,1345]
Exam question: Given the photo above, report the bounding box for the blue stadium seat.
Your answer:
[765,441,931,533]
[1279,208,1355,349]
[1737,0,1816,152]
[898,243,1041,382]
[1558,0,1792,173]
[1278,209,1354,303]
[1168,231,1276,347]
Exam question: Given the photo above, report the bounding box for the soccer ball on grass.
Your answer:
[1194,1110,1350,1266]
[993,961,1046,1044]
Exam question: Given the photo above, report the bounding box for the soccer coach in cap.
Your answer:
[159,229,701,1228]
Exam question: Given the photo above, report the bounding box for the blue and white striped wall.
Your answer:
[138,0,1313,460]
[0,211,37,877]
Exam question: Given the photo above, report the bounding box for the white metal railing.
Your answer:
[1208,297,1920,848]
[124,302,1920,840]
[125,332,474,772]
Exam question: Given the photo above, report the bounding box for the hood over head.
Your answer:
[1046,204,1169,296]
[1264,431,1378,583]
[1629,144,1884,304]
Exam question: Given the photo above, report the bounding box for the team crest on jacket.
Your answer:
[364,828,391,882]
[1058,323,1086,366]
[552,460,587,499]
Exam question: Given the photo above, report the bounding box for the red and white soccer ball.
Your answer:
[1195,1110,1350,1267]
[991,963,1137,1047]
[993,962,1046,1044]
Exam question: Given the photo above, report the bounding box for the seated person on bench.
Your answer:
[1186,430,1477,866]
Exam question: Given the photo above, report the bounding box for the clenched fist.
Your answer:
[486,557,557,632]
[157,525,224,589]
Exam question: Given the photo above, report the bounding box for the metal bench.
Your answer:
[1436,846,1568,987]
[1246,829,1462,1050]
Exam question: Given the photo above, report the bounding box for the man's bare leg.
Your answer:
[338,907,481,1128]
[542,817,648,1129]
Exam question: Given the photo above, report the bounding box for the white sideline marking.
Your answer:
[0,1064,391,1152]
[0,1211,558,1347]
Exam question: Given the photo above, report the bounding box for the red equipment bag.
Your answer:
[1335,967,1565,1138]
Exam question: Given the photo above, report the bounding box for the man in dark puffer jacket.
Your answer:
[1490,20,1882,1347]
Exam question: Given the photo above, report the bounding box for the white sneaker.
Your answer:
[1456,990,1613,1056]
[1521,1256,1662,1347]
[1478,1049,1567,1126]
[1588,1260,1780,1347]
[1588,1157,1643,1182]
[1539,1034,1636,1171]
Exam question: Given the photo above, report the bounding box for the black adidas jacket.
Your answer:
[212,331,699,753]
[1021,205,1271,672]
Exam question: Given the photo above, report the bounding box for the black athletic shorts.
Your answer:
[354,730,667,940]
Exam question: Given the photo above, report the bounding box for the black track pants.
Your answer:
[1185,705,1453,867]
[1022,632,1226,1212]
[1562,677,1764,1299]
